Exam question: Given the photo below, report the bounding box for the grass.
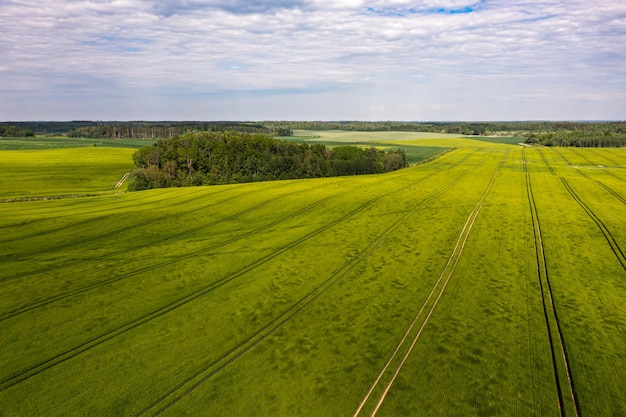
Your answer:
[0,140,625,416]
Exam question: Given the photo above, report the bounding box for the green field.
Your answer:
[1,136,625,416]
[0,147,136,199]
[283,130,461,164]
[0,136,156,150]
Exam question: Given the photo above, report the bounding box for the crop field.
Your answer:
[0,139,625,416]
[0,147,135,199]
[285,130,457,164]
[0,136,156,150]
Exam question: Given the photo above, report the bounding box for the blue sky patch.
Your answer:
[366,4,476,17]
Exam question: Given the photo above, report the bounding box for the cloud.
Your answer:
[151,0,309,16]
[0,0,625,120]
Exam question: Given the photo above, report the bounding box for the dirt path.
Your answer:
[115,172,130,189]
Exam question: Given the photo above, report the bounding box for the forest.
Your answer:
[66,121,292,139]
[130,131,408,190]
[524,130,626,147]
[0,125,34,137]
[3,120,625,139]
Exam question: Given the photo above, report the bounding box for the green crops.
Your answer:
[0,143,625,416]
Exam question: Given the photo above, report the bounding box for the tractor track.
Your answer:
[585,148,624,169]
[547,150,626,269]
[557,148,625,184]
[523,149,580,417]
[134,170,470,417]
[0,186,212,232]
[0,186,227,245]
[0,191,339,321]
[551,149,626,205]
[0,181,312,261]
[353,162,501,417]
[0,162,467,391]
[560,178,626,271]
[0,181,334,284]
[2,149,475,286]
[538,149,557,176]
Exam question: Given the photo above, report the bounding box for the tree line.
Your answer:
[4,120,625,139]
[130,131,408,190]
[279,121,626,136]
[66,122,292,139]
[0,125,34,137]
[524,131,626,147]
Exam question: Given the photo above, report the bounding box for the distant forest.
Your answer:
[130,131,408,190]
[1,120,625,147]
[524,131,626,147]
[0,125,34,137]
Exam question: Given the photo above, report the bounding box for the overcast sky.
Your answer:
[1,0,625,121]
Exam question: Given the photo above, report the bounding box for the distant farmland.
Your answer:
[0,135,625,416]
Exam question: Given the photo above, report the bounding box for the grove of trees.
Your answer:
[130,131,408,190]
[0,125,34,137]
[66,122,292,140]
[524,131,626,147]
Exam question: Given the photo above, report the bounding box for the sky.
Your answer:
[1,0,625,121]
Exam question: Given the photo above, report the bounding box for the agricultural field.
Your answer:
[0,136,156,150]
[0,147,135,199]
[284,130,457,164]
[0,136,625,416]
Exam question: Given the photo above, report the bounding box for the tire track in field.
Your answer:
[0,196,274,284]
[560,178,626,271]
[0,181,333,284]
[0,168,450,391]
[523,149,580,417]
[550,151,626,258]
[557,148,626,184]
[0,190,338,321]
[551,149,626,206]
[538,149,557,176]
[590,181,626,205]
[569,148,601,167]
[0,186,222,251]
[354,167,500,417]
[0,182,293,260]
[2,149,476,285]
[585,149,624,170]
[0,186,217,244]
[0,186,211,232]
[134,170,470,417]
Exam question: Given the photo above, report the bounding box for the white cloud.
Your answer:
[0,0,625,120]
